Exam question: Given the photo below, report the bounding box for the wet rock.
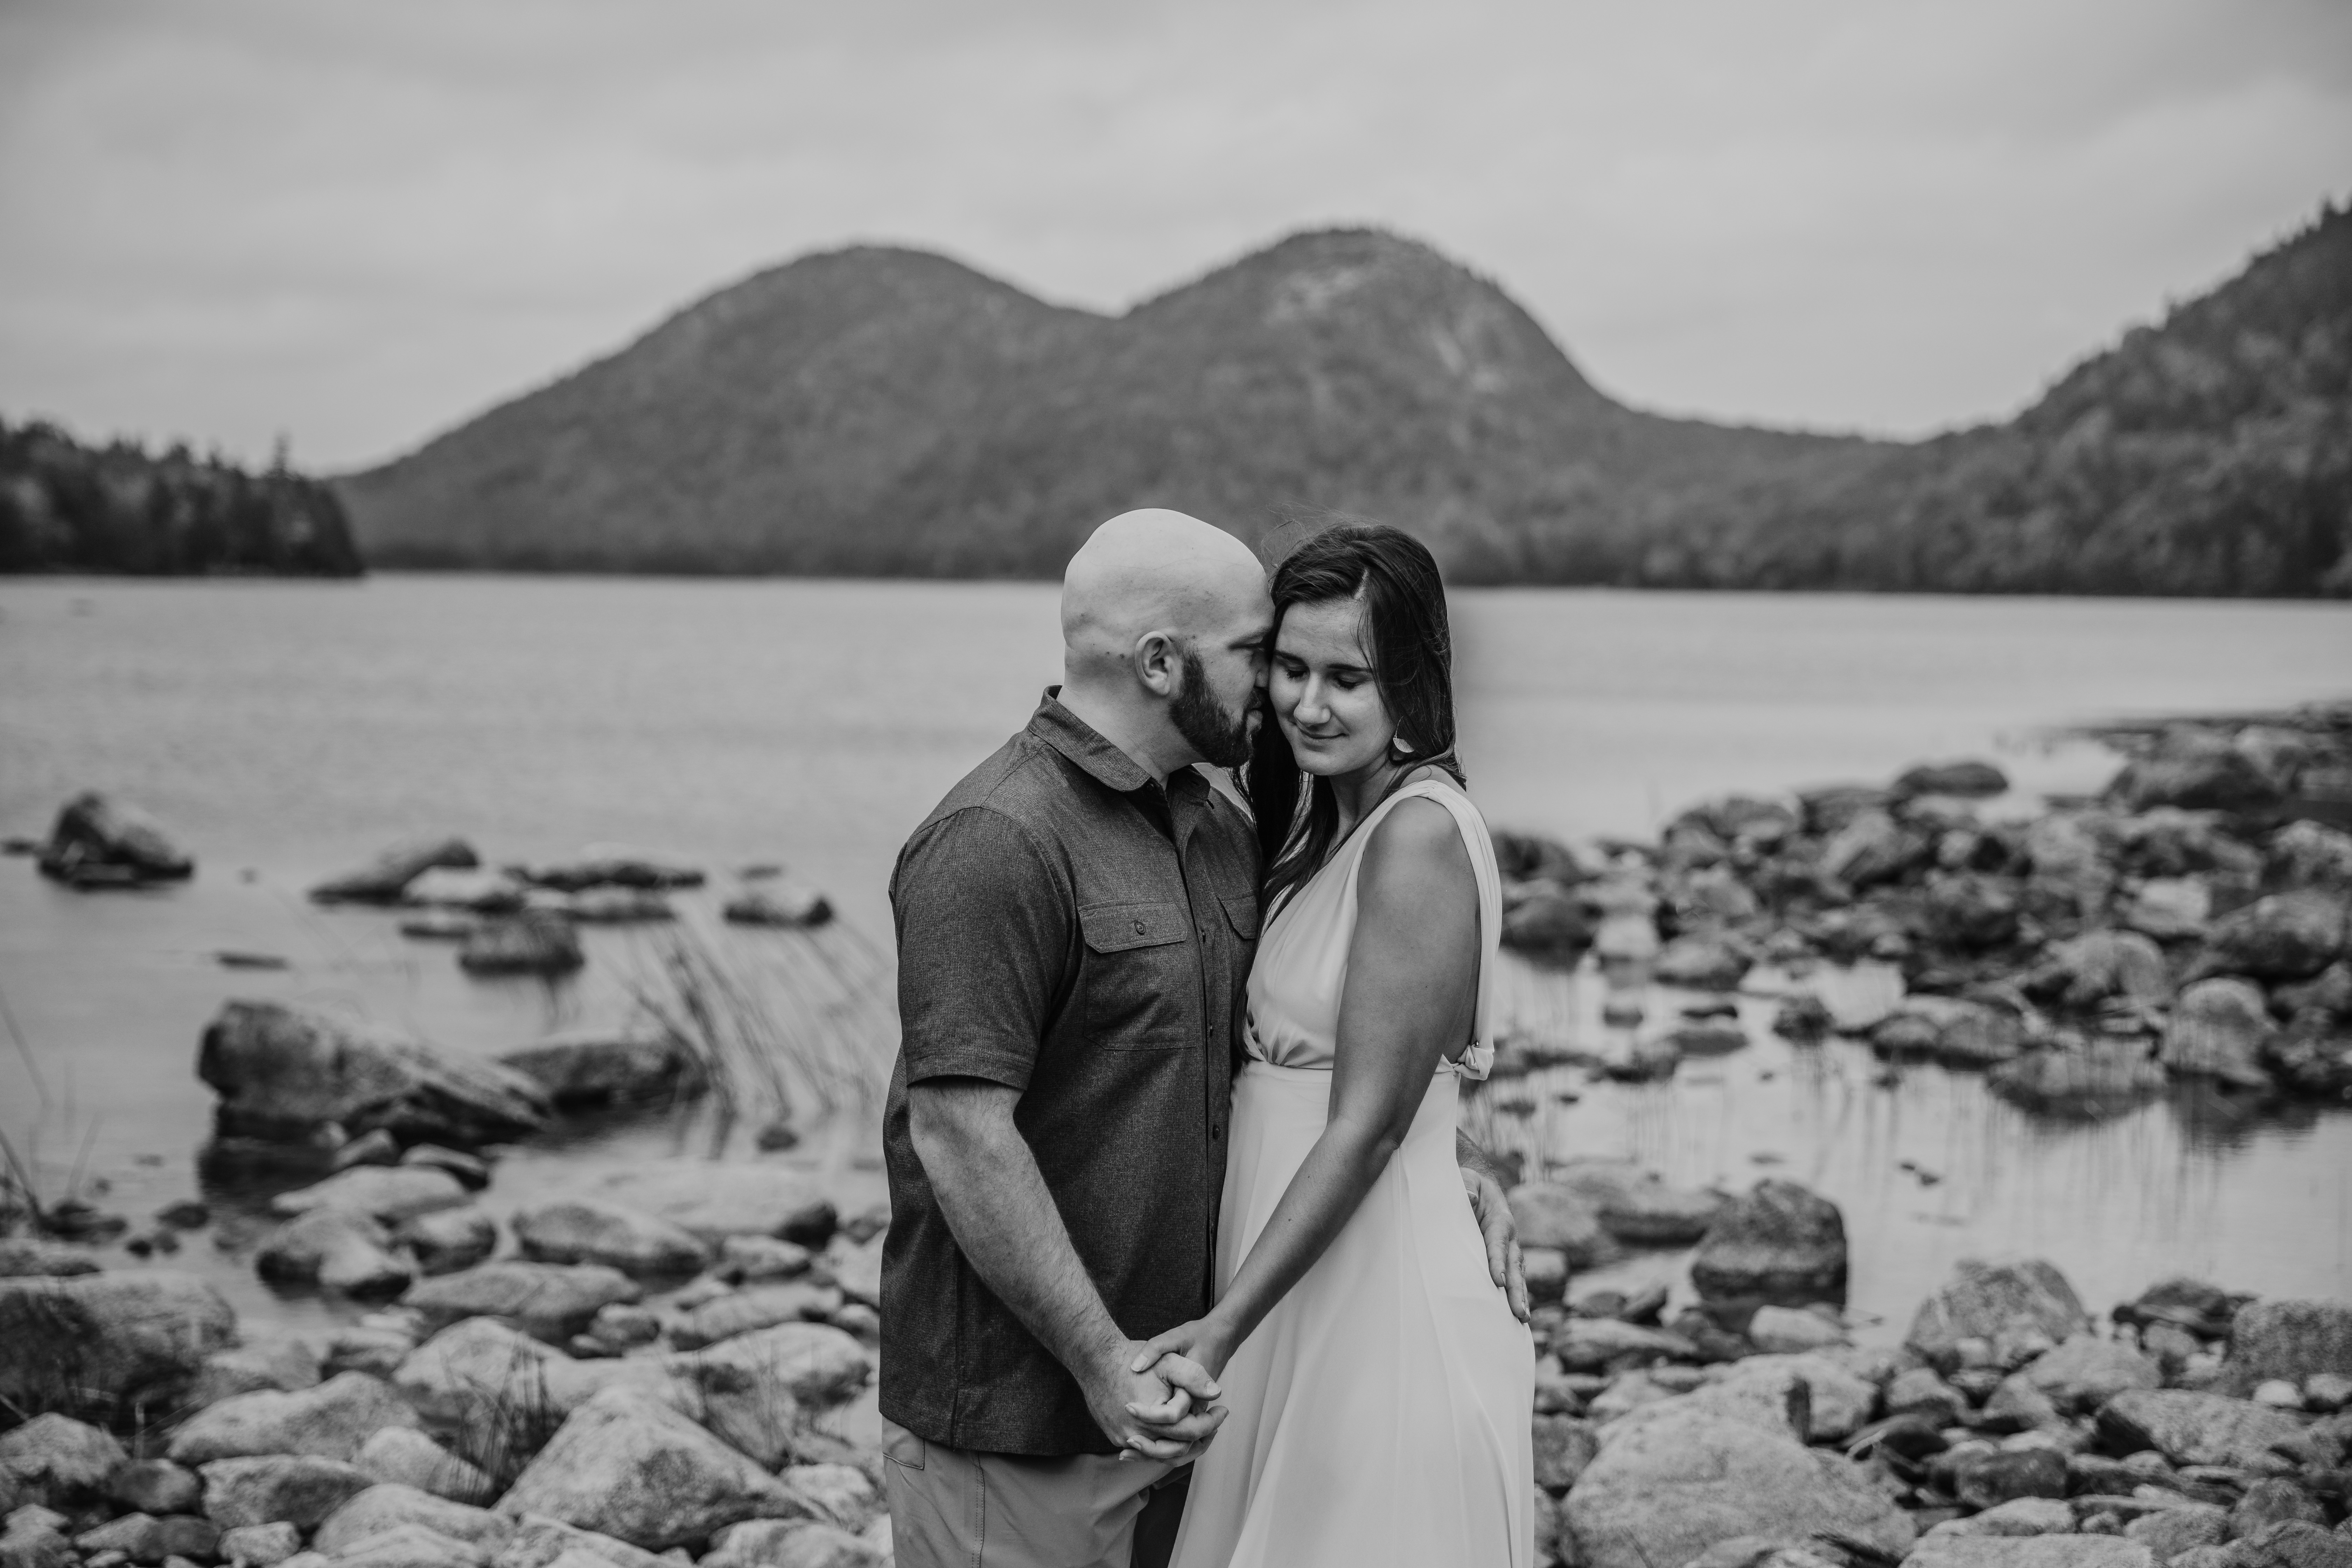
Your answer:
[200,1455,373,1530]
[1507,1185,1620,1269]
[496,1031,706,1110]
[1991,1041,2168,1117]
[2024,1336,2161,1414]
[588,1165,837,1248]
[1504,883,1601,965]
[200,1001,550,1146]
[38,792,194,887]
[0,1241,102,1278]
[274,1166,472,1225]
[721,888,834,929]
[2196,892,2351,982]
[1557,1403,1915,1568]
[1670,1019,1750,1057]
[311,839,480,905]
[1898,761,2010,799]
[459,914,584,977]
[2271,821,2352,890]
[2163,979,2278,1090]
[2097,1388,2308,1469]
[0,1272,236,1419]
[1907,1259,2088,1371]
[256,1209,414,1297]
[1689,1180,1847,1307]
[2124,878,2214,942]
[169,1371,420,1465]
[2110,729,2285,816]
[2032,930,2174,1009]
[403,1262,642,1342]
[494,1389,794,1550]
[514,1202,709,1278]
[190,1336,323,1405]
[217,1522,300,1568]
[2221,1300,2352,1395]
[399,1209,499,1276]
[400,868,526,913]
[1948,1446,2069,1509]
[1772,995,1834,1041]
[354,1432,493,1507]
[315,1484,510,1556]
[108,1461,202,1517]
[0,1415,128,1507]
[516,851,703,894]
[1653,935,1752,991]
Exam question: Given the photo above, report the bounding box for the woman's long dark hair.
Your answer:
[1244,522,1465,917]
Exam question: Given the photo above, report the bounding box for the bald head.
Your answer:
[1062,509,1266,675]
[1056,509,1273,777]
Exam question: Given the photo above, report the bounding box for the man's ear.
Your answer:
[1132,630,1182,698]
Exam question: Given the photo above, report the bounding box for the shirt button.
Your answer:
[1131,918,1146,935]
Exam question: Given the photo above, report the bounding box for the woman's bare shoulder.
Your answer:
[1362,792,1474,888]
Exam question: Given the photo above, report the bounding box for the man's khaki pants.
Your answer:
[883,1419,1191,1568]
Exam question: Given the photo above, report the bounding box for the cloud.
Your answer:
[1,0,2346,469]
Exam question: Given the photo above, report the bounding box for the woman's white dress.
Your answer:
[1168,779,1536,1568]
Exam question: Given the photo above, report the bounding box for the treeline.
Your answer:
[0,418,365,577]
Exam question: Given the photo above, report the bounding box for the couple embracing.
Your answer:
[879,511,1538,1568]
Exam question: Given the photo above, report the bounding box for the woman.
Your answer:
[1133,523,1536,1567]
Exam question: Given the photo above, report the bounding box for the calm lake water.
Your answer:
[2,575,2348,1340]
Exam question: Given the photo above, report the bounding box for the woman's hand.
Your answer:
[1123,1315,1240,1453]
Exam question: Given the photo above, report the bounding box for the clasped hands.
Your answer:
[1084,1325,1231,1464]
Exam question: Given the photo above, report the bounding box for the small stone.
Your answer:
[1906,1258,2088,1371]
[106,1460,203,1516]
[326,1326,419,1379]
[1746,1306,1846,1355]
[334,1129,404,1171]
[2252,1379,2304,1408]
[1688,1179,1847,1306]
[218,1522,301,1568]
[256,1209,414,1298]
[199,1455,373,1530]
[400,1208,500,1277]
[716,1238,811,1283]
[515,1202,709,1278]
[1886,1367,1965,1426]
[1520,1248,1569,1306]
[2304,1372,2352,1412]
[272,1166,470,1224]
[189,1337,323,1406]
[402,1261,641,1341]
[401,1147,492,1190]
[0,1414,129,1506]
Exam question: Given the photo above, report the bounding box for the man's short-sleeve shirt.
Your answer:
[878,691,1260,1456]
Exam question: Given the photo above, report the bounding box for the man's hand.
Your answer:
[1461,1166,1530,1323]
[1081,1339,1226,1463]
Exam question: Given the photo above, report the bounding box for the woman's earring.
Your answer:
[1391,737,1414,757]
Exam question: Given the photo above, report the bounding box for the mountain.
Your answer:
[338,206,2351,595]
[1,419,364,577]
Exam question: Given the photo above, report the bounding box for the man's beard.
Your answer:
[1171,649,1255,768]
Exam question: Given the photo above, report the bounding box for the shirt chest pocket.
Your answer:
[1078,901,1195,1050]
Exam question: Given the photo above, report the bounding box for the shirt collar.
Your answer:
[1028,688,1209,802]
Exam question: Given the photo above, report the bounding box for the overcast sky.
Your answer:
[2,0,2346,471]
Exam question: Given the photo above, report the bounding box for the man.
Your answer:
[880,509,1525,1568]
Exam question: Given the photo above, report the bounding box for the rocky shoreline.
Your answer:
[5,704,2350,1568]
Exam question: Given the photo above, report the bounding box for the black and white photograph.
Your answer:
[3,4,2350,1566]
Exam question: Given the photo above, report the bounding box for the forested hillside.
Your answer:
[0,420,364,577]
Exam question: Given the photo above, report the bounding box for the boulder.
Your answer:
[2024,1335,2161,1414]
[37,792,194,887]
[0,1241,102,1279]
[2271,821,2352,890]
[682,1321,873,1411]
[168,1372,419,1465]
[1897,761,2010,799]
[200,1455,374,1529]
[218,1522,302,1567]
[1531,1414,1600,1496]
[1905,1540,2153,1568]
[1689,1180,1847,1306]
[1821,810,1926,889]
[2123,877,2213,941]
[273,1166,472,1224]
[0,1415,128,1506]
[1990,1042,2168,1119]
[2096,1388,2308,1468]
[493,1391,795,1550]
[355,1430,495,1506]
[1653,936,1751,992]
[671,1283,845,1351]
[311,839,480,905]
[1557,1404,1914,1568]
[589,1165,837,1248]
[0,1272,235,1419]
[495,1031,706,1109]
[0,1516,75,1568]
[2032,930,2174,1008]
[1505,1186,1619,1269]
[402,1262,642,1342]
[255,1209,414,1297]
[2118,1277,2245,1340]
[2197,891,2350,982]
[199,1000,549,1144]
[2163,979,2279,1090]
[513,1202,709,1278]
[189,1337,323,1406]
[2109,729,2284,816]
[1924,874,2022,951]
[399,1208,500,1276]
[315,1485,510,1556]
[458,915,584,977]
[2221,1300,2352,1395]
[1906,1259,2088,1370]
[1710,1354,1876,1442]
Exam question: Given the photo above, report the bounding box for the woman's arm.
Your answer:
[1132,796,1480,1385]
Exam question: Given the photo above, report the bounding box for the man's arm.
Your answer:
[908,1078,1224,1459]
